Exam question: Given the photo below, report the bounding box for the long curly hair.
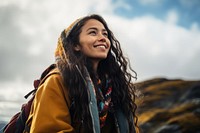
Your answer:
[57,14,138,132]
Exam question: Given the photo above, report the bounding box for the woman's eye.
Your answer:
[103,32,108,37]
[89,31,96,35]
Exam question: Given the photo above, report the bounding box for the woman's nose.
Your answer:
[98,34,106,42]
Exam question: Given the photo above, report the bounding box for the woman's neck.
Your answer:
[91,60,99,74]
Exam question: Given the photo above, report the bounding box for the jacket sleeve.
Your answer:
[28,71,74,133]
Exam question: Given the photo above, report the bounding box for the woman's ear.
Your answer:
[74,45,81,51]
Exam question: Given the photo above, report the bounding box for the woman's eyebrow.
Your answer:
[86,27,97,32]
[86,27,107,32]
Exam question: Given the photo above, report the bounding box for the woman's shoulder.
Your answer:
[45,68,67,93]
[47,67,61,77]
[40,67,62,83]
[37,66,71,106]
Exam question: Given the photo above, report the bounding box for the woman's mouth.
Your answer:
[94,44,107,49]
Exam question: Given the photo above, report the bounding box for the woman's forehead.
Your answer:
[82,19,106,31]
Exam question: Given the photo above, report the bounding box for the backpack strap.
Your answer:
[39,64,57,80]
[24,64,57,99]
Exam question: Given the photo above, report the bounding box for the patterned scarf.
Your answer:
[96,78,112,128]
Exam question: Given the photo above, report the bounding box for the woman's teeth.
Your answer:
[97,45,106,49]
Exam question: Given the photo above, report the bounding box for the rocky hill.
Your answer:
[135,78,200,133]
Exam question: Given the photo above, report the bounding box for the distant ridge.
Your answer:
[135,78,200,133]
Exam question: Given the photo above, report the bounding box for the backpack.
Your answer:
[1,64,57,133]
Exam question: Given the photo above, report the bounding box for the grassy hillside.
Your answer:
[135,78,200,133]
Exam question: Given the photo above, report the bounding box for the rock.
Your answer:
[154,124,182,133]
[135,78,200,133]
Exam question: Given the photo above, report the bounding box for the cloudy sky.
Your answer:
[0,0,200,121]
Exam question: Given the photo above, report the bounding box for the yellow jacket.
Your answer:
[25,68,75,133]
[24,66,135,133]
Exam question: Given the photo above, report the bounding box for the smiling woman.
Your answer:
[75,19,111,72]
[23,14,139,133]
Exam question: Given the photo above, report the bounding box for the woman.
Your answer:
[25,14,138,133]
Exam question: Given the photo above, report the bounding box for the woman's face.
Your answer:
[75,19,111,62]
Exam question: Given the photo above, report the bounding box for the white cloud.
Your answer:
[0,79,30,102]
[1,0,200,80]
[0,0,25,7]
[8,0,116,58]
[191,22,199,32]
[0,79,31,122]
[112,0,132,11]
[105,15,200,80]
[1,0,200,82]
[166,10,179,25]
